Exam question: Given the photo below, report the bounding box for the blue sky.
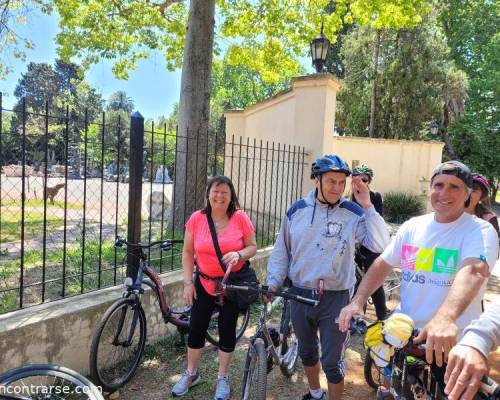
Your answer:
[1,8,181,120]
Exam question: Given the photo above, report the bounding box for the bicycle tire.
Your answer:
[205,307,250,346]
[364,348,385,390]
[279,301,298,377]
[241,338,267,400]
[0,364,104,400]
[89,298,147,392]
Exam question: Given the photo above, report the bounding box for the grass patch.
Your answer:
[0,209,65,243]
[0,290,18,314]
[2,199,82,209]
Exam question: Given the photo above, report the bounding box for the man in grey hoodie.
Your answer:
[444,299,500,400]
[267,154,390,400]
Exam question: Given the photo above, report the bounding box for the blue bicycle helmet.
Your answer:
[311,155,351,179]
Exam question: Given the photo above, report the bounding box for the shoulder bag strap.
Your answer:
[207,213,227,273]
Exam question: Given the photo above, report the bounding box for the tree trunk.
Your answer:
[440,103,457,159]
[368,29,381,138]
[173,0,215,229]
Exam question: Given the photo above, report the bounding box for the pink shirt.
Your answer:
[185,209,255,295]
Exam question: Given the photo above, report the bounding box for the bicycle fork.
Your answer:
[113,299,140,347]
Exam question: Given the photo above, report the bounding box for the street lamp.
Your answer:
[429,121,439,137]
[310,25,330,73]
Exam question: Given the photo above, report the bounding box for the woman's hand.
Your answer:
[183,282,196,306]
[222,251,241,266]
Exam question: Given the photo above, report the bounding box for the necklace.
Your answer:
[213,215,228,229]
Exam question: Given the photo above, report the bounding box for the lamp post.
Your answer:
[310,25,330,73]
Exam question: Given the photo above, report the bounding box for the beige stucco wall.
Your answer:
[225,73,444,208]
[225,74,340,164]
[0,248,272,376]
[332,136,445,197]
[224,74,340,215]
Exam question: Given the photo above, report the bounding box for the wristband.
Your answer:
[184,280,194,286]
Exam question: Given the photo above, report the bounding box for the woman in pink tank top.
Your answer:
[171,176,256,399]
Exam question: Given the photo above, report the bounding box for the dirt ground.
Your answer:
[111,276,500,400]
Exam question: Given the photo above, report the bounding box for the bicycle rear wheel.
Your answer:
[364,348,385,390]
[241,338,267,400]
[0,364,104,400]
[206,307,250,346]
[89,298,147,392]
[279,300,298,377]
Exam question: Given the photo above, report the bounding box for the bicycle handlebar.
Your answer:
[400,330,499,398]
[223,283,320,307]
[114,236,183,250]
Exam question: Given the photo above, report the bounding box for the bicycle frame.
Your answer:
[251,297,286,366]
[123,246,189,330]
[382,344,499,400]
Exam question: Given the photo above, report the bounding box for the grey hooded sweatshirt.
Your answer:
[267,190,390,291]
[459,299,500,357]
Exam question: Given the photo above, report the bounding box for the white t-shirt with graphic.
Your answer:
[381,212,499,332]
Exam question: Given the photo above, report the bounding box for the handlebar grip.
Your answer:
[160,239,183,250]
[160,241,172,251]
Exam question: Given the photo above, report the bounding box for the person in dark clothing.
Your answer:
[351,165,389,320]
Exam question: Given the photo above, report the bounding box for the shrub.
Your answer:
[383,191,425,224]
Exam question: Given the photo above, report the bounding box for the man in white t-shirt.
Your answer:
[339,160,499,368]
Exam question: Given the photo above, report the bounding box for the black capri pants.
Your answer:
[187,276,240,352]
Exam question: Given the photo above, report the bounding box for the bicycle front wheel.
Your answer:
[279,301,298,377]
[364,348,385,390]
[241,338,267,400]
[0,364,104,400]
[206,307,250,346]
[89,298,147,392]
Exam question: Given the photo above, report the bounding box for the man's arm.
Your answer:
[338,256,393,332]
[352,177,390,253]
[444,299,500,400]
[415,257,490,366]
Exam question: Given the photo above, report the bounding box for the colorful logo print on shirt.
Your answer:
[401,244,458,274]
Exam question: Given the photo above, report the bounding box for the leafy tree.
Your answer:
[0,0,51,78]
[9,60,104,169]
[53,0,432,227]
[336,15,467,146]
[439,0,499,199]
[13,62,59,109]
[106,91,134,114]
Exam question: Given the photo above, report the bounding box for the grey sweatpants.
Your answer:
[290,288,350,384]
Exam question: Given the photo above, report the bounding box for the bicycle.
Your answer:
[89,237,250,393]
[223,283,319,400]
[351,263,401,336]
[0,364,104,400]
[369,333,500,400]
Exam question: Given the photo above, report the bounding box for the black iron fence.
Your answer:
[0,96,307,314]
